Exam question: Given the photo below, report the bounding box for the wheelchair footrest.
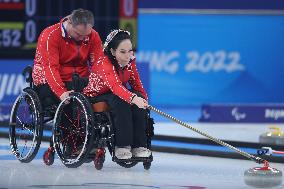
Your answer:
[113,155,153,163]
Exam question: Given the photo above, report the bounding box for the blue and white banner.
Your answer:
[137,14,284,106]
[0,60,31,104]
[139,0,284,10]
[199,104,284,123]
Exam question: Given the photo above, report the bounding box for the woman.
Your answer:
[83,29,151,160]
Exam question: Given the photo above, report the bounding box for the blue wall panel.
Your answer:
[139,0,284,10]
[137,14,284,106]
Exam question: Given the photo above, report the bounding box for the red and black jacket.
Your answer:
[32,17,103,98]
[83,56,148,103]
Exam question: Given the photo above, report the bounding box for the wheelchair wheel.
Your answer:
[9,88,43,163]
[43,147,55,166]
[53,92,95,168]
[94,148,105,170]
[143,162,151,170]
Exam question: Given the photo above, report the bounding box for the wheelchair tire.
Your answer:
[43,147,55,166]
[143,162,151,170]
[9,88,43,163]
[53,92,95,168]
[94,153,105,170]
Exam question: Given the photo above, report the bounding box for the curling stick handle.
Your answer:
[147,105,265,164]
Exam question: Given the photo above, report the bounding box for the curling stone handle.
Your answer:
[257,147,273,156]
[253,156,265,164]
[257,149,267,156]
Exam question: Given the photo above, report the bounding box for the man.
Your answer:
[32,8,103,108]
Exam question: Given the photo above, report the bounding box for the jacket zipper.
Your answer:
[73,44,80,74]
[121,68,124,83]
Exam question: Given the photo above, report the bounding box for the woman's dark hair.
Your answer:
[104,30,131,73]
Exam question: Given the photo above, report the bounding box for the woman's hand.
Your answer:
[131,95,148,109]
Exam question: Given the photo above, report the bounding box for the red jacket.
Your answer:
[83,56,148,103]
[32,17,103,98]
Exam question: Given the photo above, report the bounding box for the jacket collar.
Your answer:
[60,17,69,38]
[60,17,90,44]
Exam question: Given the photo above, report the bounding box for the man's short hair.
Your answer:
[70,8,94,27]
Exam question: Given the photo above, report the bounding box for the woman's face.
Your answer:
[111,39,133,66]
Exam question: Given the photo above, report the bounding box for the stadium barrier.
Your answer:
[199,104,284,123]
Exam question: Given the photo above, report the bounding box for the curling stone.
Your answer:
[275,128,284,146]
[244,161,283,188]
[259,126,283,145]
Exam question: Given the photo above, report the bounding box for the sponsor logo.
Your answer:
[202,109,210,119]
[231,107,246,121]
[265,109,284,120]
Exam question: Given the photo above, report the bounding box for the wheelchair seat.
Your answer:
[92,102,110,112]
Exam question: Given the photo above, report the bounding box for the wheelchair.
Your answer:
[9,66,154,170]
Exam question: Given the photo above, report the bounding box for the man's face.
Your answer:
[69,23,92,42]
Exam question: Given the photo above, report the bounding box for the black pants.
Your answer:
[35,77,88,109]
[90,93,148,148]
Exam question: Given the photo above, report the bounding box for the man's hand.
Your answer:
[131,95,148,109]
[60,90,74,102]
